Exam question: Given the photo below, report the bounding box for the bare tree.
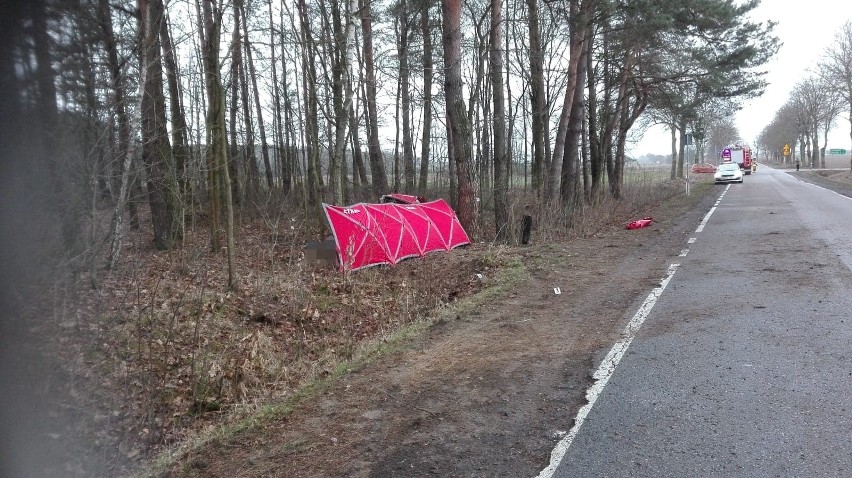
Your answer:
[418,2,434,196]
[360,0,389,197]
[442,0,477,234]
[139,0,182,249]
[560,2,591,211]
[229,0,245,207]
[524,0,548,196]
[102,0,137,269]
[297,0,323,208]
[200,0,237,289]
[239,0,274,192]
[823,21,852,170]
[394,0,416,193]
[160,10,189,215]
[328,0,358,204]
[545,0,590,202]
[490,0,509,240]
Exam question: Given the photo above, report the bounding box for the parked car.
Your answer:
[714,162,743,183]
[691,163,717,173]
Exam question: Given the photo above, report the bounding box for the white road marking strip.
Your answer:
[535,263,681,478]
[678,249,689,257]
[695,185,729,233]
[688,237,697,244]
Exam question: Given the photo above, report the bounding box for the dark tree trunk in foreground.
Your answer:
[140,0,181,250]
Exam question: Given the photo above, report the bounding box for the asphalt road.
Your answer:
[548,166,852,477]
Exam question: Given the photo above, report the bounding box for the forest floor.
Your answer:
[11,164,849,478]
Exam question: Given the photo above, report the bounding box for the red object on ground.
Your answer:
[626,217,653,229]
[323,199,471,271]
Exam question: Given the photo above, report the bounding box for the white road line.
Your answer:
[678,248,689,257]
[695,185,729,232]
[535,263,681,478]
[688,237,697,244]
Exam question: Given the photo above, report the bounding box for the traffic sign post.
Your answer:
[783,144,791,156]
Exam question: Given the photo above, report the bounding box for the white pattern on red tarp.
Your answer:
[322,199,471,271]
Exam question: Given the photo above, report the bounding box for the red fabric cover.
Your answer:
[626,217,653,230]
[323,199,471,271]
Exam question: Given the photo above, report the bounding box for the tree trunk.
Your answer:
[202,0,237,289]
[587,32,604,200]
[418,4,433,195]
[229,3,244,208]
[525,0,546,196]
[269,0,283,194]
[360,0,389,196]
[581,95,590,201]
[398,5,416,193]
[490,0,509,241]
[159,10,189,218]
[350,106,368,196]
[560,11,590,212]
[442,0,476,234]
[330,0,357,204]
[505,0,513,192]
[545,0,586,203]
[298,0,323,208]
[239,0,273,193]
[446,114,458,208]
[140,0,181,250]
[812,127,820,168]
[560,56,588,213]
[101,0,135,269]
[677,118,686,179]
[669,123,677,180]
[274,1,292,194]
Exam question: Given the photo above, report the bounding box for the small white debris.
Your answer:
[553,287,562,295]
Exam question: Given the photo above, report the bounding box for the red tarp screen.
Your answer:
[323,199,471,271]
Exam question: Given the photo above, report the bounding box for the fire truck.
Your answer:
[721,143,754,175]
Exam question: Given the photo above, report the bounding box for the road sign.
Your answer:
[783,144,791,156]
[828,149,847,154]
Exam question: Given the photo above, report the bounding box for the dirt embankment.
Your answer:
[785,167,852,198]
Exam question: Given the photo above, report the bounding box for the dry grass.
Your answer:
[50,169,699,473]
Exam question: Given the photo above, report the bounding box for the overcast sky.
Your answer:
[633,1,851,156]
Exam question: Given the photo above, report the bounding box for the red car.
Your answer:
[690,163,717,173]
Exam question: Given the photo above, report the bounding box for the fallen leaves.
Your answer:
[59,215,490,462]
